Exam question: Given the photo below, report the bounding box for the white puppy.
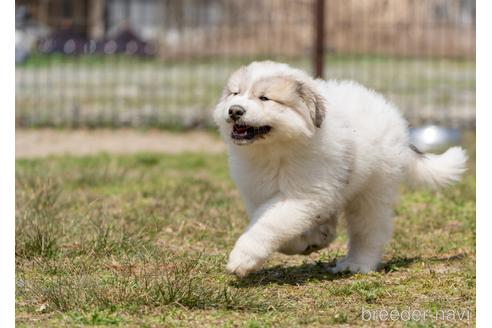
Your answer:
[214,61,467,277]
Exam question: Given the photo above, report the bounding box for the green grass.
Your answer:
[16,134,475,327]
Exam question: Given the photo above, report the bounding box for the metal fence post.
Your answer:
[313,0,325,78]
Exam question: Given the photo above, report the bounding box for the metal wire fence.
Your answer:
[15,0,475,129]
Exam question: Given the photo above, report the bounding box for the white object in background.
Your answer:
[410,125,462,153]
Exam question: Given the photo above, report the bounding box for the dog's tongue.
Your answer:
[234,125,249,134]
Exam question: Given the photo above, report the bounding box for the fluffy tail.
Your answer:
[406,145,468,189]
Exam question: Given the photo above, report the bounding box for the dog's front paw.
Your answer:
[327,257,378,274]
[226,237,269,277]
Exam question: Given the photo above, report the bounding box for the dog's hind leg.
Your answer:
[279,214,338,255]
[329,183,397,274]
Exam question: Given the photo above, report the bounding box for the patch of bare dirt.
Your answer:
[16,129,225,158]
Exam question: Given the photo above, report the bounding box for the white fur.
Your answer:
[407,146,468,188]
[214,61,467,277]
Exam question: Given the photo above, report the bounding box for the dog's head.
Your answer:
[214,61,326,146]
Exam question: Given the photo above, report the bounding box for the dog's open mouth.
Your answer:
[231,124,271,143]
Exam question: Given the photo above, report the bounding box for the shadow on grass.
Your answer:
[381,253,467,273]
[231,260,345,288]
[232,254,467,287]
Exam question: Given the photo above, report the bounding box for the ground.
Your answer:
[15,129,225,158]
[15,131,475,327]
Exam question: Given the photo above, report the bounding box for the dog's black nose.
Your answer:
[228,105,246,121]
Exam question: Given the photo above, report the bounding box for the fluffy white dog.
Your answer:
[214,61,467,277]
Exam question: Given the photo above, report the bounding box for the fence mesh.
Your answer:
[15,0,475,129]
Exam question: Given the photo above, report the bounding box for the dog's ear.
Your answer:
[295,82,326,128]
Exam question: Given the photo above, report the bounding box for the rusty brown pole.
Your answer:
[313,0,325,78]
[89,0,106,41]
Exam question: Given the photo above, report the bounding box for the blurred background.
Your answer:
[15,0,475,154]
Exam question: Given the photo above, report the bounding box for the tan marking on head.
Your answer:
[252,76,326,128]
[252,76,300,104]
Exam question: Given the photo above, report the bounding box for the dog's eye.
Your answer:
[231,92,239,96]
[259,96,269,101]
